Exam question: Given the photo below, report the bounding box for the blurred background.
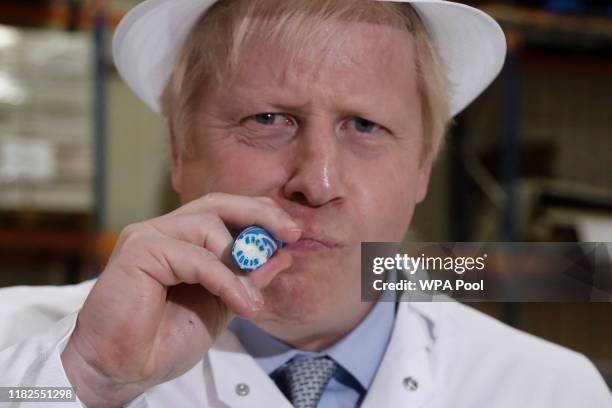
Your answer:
[0,0,610,390]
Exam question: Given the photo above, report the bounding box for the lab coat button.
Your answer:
[235,383,250,396]
[403,376,418,391]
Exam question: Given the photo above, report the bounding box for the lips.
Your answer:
[286,232,342,252]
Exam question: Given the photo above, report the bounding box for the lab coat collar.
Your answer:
[208,329,293,407]
[361,301,437,407]
[396,267,459,344]
[208,300,441,407]
[229,298,396,392]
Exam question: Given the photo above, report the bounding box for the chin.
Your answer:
[259,256,360,325]
[261,264,327,324]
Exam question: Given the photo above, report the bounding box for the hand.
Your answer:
[61,193,300,407]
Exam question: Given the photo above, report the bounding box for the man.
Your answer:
[0,0,610,407]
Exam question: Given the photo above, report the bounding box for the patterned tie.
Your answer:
[279,356,339,408]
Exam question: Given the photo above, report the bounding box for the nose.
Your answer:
[282,121,346,208]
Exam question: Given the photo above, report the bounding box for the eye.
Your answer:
[347,117,381,134]
[252,113,292,126]
[239,112,297,147]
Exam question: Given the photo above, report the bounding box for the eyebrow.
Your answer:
[229,84,311,112]
[225,79,413,133]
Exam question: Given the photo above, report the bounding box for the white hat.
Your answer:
[113,0,507,118]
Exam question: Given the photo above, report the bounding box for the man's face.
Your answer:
[171,20,432,340]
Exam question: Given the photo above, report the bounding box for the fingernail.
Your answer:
[288,228,302,238]
[238,276,264,309]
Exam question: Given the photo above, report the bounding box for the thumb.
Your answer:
[246,249,293,290]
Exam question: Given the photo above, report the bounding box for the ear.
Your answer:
[415,157,433,204]
[168,120,184,195]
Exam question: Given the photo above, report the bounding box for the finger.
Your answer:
[130,234,263,318]
[147,213,234,263]
[168,193,302,243]
[246,249,293,289]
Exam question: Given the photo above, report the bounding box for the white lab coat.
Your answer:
[0,280,610,407]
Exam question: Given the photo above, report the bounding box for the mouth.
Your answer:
[286,233,342,252]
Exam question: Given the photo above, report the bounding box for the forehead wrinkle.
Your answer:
[302,22,415,94]
[223,20,418,121]
[313,25,418,114]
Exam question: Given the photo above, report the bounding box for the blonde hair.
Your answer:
[161,0,451,162]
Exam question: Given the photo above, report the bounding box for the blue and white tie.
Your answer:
[279,356,339,408]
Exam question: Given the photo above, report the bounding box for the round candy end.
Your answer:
[232,226,285,271]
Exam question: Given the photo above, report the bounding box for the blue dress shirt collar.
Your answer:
[228,298,396,392]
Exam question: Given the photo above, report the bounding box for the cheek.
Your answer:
[350,153,421,241]
[183,144,288,197]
